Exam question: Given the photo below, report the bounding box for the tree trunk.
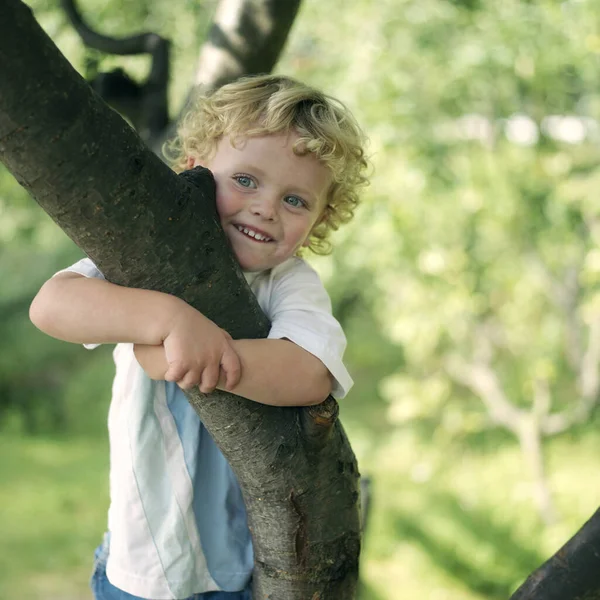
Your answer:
[193,0,303,91]
[169,0,304,152]
[517,417,556,526]
[0,1,361,598]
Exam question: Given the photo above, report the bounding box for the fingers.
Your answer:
[220,345,242,390]
[169,362,219,393]
[164,331,240,394]
[164,360,188,383]
[166,359,202,390]
[199,363,220,394]
[176,372,201,390]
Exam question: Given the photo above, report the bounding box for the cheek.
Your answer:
[287,219,315,248]
[215,187,236,219]
[298,214,323,247]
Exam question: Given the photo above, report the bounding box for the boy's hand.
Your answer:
[162,303,241,393]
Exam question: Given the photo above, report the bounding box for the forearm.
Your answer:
[228,339,332,406]
[30,273,181,345]
[134,339,332,406]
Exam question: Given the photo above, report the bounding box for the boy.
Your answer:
[29,75,369,600]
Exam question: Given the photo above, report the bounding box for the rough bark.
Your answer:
[510,509,600,600]
[0,1,361,598]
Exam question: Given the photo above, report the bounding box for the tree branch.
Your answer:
[532,377,552,421]
[61,0,167,56]
[516,416,556,525]
[445,354,523,433]
[61,0,170,143]
[193,0,302,90]
[510,508,600,599]
[579,315,600,401]
[161,0,304,149]
[542,316,600,436]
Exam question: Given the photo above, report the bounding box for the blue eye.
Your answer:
[235,175,256,188]
[285,195,306,209]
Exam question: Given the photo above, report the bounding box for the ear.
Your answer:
[186,156,204,170]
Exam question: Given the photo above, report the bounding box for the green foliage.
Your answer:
[279,0,600,595]
[0,176,86,433]
[283,0,600,449]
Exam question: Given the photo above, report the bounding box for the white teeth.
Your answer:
[237,225,271,242]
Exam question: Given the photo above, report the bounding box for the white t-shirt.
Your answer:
[60,256,352,599]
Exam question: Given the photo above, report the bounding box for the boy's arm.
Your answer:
[134,340,332,406]
[134,259,348,407]
[30,272,241,392]
[30,272,179,345]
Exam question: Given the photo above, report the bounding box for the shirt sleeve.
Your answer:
[54,257,105,281]
[54,258,105,349]
[266,259,353,399]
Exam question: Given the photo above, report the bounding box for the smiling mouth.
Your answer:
[235,225,273,243]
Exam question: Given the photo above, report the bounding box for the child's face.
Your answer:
[191,132,331,272]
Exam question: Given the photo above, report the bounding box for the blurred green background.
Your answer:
[2,0,600,598]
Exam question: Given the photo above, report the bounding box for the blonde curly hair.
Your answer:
[165,74,369,255]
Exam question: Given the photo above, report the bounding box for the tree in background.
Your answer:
[60,0,301,151]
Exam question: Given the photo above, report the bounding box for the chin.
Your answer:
[235,256,266,273]
[241,262,269,273]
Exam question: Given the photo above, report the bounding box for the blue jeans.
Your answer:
[91,537,252,600]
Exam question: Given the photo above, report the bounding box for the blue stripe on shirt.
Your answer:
[165,383,253,591]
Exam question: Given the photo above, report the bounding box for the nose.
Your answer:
[250,194,278,221]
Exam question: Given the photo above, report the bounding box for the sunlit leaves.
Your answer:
[282,0,600,443]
